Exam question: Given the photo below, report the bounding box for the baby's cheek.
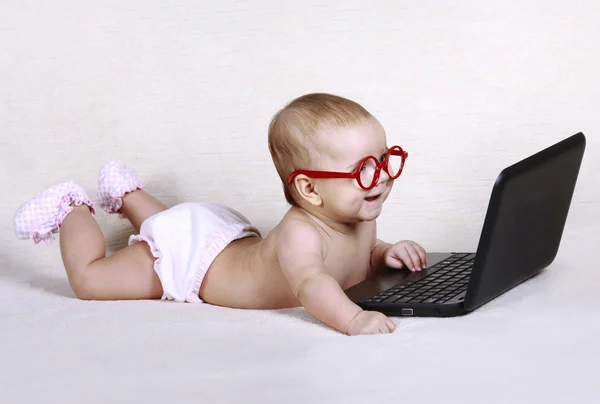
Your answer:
[339,189,363,204]
[383,184,393,199]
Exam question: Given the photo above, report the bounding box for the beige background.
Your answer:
[2,1,598,260]
[1,1,599,403]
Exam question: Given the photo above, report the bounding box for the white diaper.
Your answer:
[129,202,260,303]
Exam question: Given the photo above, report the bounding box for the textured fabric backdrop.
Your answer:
[1,1,599,403]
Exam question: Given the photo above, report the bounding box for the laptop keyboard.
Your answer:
[363,253,475,305]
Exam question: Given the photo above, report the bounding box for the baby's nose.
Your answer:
[376,167,390,184]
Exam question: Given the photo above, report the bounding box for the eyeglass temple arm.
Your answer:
[287,170,356,184]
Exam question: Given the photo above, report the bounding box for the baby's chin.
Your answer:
[358,195,387,220]
[358,207,383,222]
[324,208,379,224]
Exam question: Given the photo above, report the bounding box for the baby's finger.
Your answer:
[378,323,391,334]
[416,245,427,268]
[411,245,425,270]
[405,245,422,271]
[367,317,381,334]
[398,246,416,271]
[386,317,396,332]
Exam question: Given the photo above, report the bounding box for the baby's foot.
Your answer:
[14,182,96,245]
[97,160,143,215]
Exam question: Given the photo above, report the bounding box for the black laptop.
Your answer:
[345,132,586,317]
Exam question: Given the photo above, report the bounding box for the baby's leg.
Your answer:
[60,205,163,300]
[97,160,168,233]
[120,190,168,233]
[14,182,163,300]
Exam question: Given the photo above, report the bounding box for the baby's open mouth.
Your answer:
[365,194,381,202]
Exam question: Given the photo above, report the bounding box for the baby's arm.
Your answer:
[369,221,393,274]
[277,220,395,335]
[370,238,393,274]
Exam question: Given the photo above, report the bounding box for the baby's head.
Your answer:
[268,93,406,223]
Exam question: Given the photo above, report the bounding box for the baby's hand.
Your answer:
[347,310,396,335]
[383,240,427,272]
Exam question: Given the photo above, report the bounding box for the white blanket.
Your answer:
[1,228,598,403]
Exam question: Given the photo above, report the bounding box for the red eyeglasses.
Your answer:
[286,145,408,191]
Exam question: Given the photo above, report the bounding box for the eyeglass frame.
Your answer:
[286,145,408,191]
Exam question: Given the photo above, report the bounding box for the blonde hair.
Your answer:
[268,93,374,206]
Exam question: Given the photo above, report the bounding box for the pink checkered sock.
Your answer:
[97,160,143,215]
[14,182,96,245]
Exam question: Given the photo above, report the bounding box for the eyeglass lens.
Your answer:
[359,152,403,188]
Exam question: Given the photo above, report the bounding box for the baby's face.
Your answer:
[313,118,394,223]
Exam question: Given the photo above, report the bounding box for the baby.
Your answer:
[14,93,427,336]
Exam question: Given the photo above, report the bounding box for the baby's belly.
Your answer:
[199,237,300,309]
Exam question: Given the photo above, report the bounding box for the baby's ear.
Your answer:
[293,175,322,206]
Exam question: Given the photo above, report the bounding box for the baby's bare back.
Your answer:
[199,208,376,309]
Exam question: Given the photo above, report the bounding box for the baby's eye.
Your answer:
[379,153,386,162]
[360,165,367,172]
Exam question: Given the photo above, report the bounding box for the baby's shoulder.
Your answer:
[270,209,327,255]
